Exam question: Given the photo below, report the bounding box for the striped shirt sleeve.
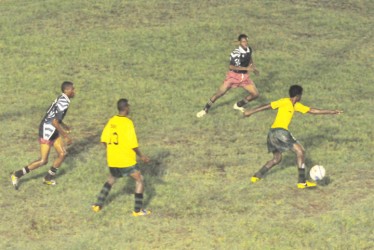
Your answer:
[55,96,70,120]
[230,49,241,67]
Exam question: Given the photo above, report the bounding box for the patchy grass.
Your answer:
[0,0,373,249]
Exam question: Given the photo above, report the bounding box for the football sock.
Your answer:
[44,167,58,180]
[134,193,143,212]
[255,166,269,178]
[236,99,248,107]
[14,166,30,178]
[298,168,306,183]
[203,99,214,111]
[96,182,112,206]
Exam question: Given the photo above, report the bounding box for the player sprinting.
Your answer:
[244,85,343,188]
[196,34,260,118]
[92,99,151,216]
[10,81,75,189]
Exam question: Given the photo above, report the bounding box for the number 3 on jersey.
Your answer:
[109,132,119,145]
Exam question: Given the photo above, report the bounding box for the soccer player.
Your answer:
[10,81,75,189]
[244,85,343,188]
[196,34,260,118]
[92,98,151,216]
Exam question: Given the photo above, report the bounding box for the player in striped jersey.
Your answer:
[10,81,75,189]
[197,34,260,118]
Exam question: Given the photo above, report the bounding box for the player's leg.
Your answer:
[11,143,51,189]
[251,151,282,182]
[292,143,316,188]
[43,136,67,185]
[130,170,150,216]
[92,173,117,212]
[197,83,230,117]
[234,81,259,111]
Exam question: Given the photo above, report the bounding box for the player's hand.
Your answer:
[61,123,71,133]
[64,135,73,145]
[334,110,343,114]
[247,64,254,71]
[140,155,150,164]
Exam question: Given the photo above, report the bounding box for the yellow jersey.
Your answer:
[270,98,310,130]
[101,115,139,168]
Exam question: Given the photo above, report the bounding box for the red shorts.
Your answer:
[39,137,56,146]
[223,71,254,88]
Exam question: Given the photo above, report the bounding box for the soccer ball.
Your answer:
[309,165,326,181]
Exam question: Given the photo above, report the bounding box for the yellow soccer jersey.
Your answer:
[270,98,310,130]
[101,115,139,168]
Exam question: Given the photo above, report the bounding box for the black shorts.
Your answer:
[39,122,59,142]
[267,128,298,153]
[109,165,140,178]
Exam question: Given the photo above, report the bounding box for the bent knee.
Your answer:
[272,158,281,165]
[134,173,144,183]
[274,158,282,165]
[39,159,48,165]
[57,151,67,158]
[295,149,305,157]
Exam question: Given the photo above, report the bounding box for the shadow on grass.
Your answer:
[57,131,102,177]
[105,150,170,208]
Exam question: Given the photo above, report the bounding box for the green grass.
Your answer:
[1,0,373,249]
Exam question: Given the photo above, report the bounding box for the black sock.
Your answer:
[298,168,306,183]
[236,99,248,107]
[134,193,143,212]
[45,167,58,180]
[204,99,214,111]
[255,166,269,178]
[96,182,112,206]
[14,166,30,178]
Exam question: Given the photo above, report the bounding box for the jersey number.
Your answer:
[109,132,119,145]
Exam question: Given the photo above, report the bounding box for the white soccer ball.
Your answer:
[310,165,326,181]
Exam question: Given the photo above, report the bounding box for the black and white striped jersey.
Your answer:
[229,46,252,74]
[38,93,70,140]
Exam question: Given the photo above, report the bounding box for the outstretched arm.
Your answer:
[243,103,272,117]
[308,108,343,115]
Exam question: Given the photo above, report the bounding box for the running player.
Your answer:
[196,34,260,118]
[244,85,343,188]
[11,81,75,189]
[92,98,151,216]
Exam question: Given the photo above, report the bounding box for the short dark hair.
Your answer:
[289,85,303,97]
[61,81,74,92]
[238,34,248,41]
[117,98,129,111]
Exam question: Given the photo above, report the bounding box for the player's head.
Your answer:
[117,98,130,114]
[61,81,75,98]
[289,85,303,100]
[238,34,248,48]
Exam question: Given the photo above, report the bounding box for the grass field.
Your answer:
[1,0,373,249]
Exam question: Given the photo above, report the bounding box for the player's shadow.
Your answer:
[105,150,170,208]
[16,132,101,188]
